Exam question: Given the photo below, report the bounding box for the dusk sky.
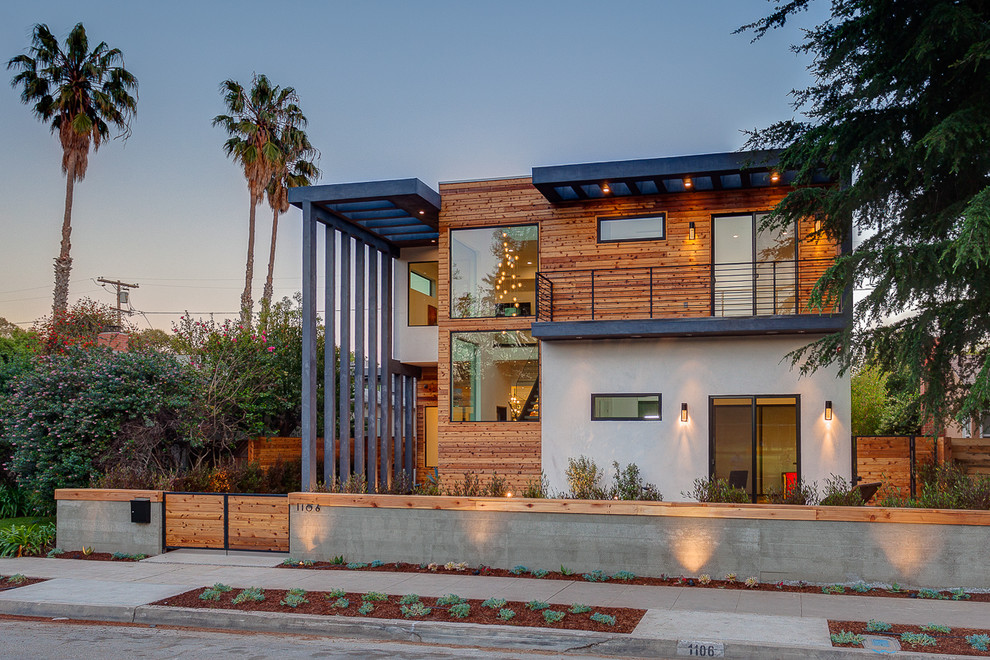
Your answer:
[0,0,827,330]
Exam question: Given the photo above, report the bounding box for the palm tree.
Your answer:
[8,23,138,317]
[261,124,320,317]
[213,74,305,325]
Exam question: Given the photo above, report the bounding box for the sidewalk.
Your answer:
[1,551,985,658]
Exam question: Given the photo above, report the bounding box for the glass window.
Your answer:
[591,394,661,420]
[408,261,438,326]
[981,412,990,438]
[451,330,539,421]
[598,214,666,243]
[450,225,538,318]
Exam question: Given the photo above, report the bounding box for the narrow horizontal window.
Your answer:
[598,214,666,243]
[591,394,661,421]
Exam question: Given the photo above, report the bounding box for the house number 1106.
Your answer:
[677,641,724,657]
[295,504,321,512]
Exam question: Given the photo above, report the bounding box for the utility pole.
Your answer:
[97,277,139,329]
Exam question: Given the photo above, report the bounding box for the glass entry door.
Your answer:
[713,214,796,316]
[710,396,799,502]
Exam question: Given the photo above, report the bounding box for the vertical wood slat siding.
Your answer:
[415,366,438,484]
[436,177,841,489]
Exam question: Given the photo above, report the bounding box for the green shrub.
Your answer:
[682,476,750,504]
[821,585,845,595]
[449,603,470,618]
[281,592,309,608]
[565,456,606,499]
[569,603,591,614]
[521,472,550,498]
[525,600,549,611]
[819,474,864,507]
[766,480,818,505]
[481,597,506,609]
[436,594,465,606]
[326,588,346,599]
[914,463,990,510]
[0,522,55,557]
[530,568,549,578]
[330,597,349,609]
[613,570,636,581]
[611,461,663,501]
[543,610,565,624]
[865,620,891,632]
[357,602,374,615]
[509,565,529,575]
[920,623,951,634]
[900,632,937,647]
[916,588,946,600]
[232,587,265,604]
[967,634,990,651]
[362,592,387,602]
[497,608,515,620]
[830,630,865,645]
[398,594,420,605]
[590,612,616,626]
[6,574,27,584]
[400,602,430,617]
[582,570,609,582]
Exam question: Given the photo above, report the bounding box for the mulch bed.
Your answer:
[52,551,145,562]
[279,561,990,602]
[153,587,645,634]
[0,576,46,592]
[830,620,990,656]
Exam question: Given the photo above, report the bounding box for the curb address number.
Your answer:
[677,641,724,657]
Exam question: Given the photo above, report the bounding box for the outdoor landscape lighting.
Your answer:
[770,171,781,183]
[683,177,693,189]
[688,222,696,240]
[681,403,689,423]
[601,182,611,194]
[824,400,833,421]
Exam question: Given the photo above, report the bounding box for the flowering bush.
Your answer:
[34,298,124,354]
[3,347,202,509]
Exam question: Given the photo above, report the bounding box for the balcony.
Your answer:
[532,258,848,340]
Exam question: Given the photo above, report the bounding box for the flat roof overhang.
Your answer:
[530,313,850,341]
[289,178,441,252]
[531,149,835,204]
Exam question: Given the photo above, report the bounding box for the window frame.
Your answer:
[590,393,662,421]
[448,223,540,320]
[449,329,540,423]
[406,260,439,327]
[596,213,667,244]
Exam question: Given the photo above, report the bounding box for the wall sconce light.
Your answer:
[601,182,611,194]
[814,218,823,233]
[824,400,833,421]
[680,403,689,423]
[688,222,696,240]
[770,171,781,183]
[683,177,693,189]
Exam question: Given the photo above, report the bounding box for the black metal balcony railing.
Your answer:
[535,258,837,323]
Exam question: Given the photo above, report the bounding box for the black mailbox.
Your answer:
[130,498,151,524]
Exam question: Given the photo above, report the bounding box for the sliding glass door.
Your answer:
[713,213,796,316]
[710,396,799,502]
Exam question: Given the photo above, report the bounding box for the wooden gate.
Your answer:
[852,435,935,498]
[164,492,288,552]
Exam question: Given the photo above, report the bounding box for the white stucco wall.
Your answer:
[540,334,851,501]
[394,247,438,365]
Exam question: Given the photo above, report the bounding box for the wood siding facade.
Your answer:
[433,176,840,489]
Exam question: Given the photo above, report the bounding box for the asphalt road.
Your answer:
[0,619,626,660]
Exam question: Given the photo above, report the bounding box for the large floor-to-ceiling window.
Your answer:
[450,225,538,318]
[450,330,539,422]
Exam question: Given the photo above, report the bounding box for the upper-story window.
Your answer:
[597,214,666,243]
[408,261,438,326]
[450,225,538,318]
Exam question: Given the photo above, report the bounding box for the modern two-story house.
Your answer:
[290,149,851,502]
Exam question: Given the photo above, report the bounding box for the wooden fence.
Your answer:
[163,492,288,552]
[941,437,990,476]
[852,435,936,499]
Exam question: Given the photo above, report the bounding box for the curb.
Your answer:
[0,600,975,659]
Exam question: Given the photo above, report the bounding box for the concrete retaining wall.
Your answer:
[290,505,990,588]
[56,499,163,556]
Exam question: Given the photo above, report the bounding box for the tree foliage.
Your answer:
[741,0,990,431]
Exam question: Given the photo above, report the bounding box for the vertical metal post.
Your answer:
[367,249,379,492]
[323,229,336,486]
[300,202,318,491]
[406,376,416,481]
[354,241,366,479]
[382,258,393,489]
[339,236,351,480]
[393,373,402,482]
